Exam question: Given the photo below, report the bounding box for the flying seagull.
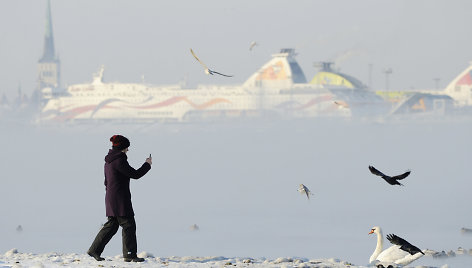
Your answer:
[190,224,199,231]
[368,165,410,186]
[461,227,472,234]
[190,48,233,77]
[334,101,349,109]
[249,41,258,51]
[386,234,425,256]
[298,184,313,199]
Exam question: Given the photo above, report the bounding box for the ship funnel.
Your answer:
[243,48,307,89]
[92,65,105,84]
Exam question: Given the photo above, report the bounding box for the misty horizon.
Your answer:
[1,0,472,99]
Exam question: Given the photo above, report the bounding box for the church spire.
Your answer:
[40,0,56,62]
[37,0,61,89]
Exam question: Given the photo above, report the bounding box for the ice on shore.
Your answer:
[1,248,469,268]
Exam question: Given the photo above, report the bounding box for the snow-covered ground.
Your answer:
[1,248,472,267]
[0,249,355,268]
[1,117,471,267]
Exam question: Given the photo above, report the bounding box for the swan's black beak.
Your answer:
[369,229,375,234]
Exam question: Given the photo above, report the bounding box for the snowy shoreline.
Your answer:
[0,249,361,268]
[2,248,469,268]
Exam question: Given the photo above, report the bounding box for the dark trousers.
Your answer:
[89,216,137,258]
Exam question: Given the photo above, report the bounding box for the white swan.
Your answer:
[369,226,424,267]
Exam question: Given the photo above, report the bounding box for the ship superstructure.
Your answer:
[443,62,472,107]
[40,48,387,123]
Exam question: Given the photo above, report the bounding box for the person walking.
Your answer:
[88,135,152,262]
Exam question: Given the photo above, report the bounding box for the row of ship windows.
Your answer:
[63,99,252,107]
[69,89,245,97]
[70,98,253,103]
[454,86,472,93]
[71,93,254,100]
[73,93,140,97]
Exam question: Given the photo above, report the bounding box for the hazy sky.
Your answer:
[1,0,472,98]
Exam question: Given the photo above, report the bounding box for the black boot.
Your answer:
[124,256,145,262]
[87,251,105,261]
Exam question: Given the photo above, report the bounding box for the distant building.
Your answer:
[14,85,29,109]
[37,0,61,91]
[0,93,10,109]
[443,62,472,107]
[1,0,60,122]
[373,62,472,115]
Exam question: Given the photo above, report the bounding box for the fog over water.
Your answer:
[1,117,471,266]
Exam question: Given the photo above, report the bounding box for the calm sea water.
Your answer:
[1,117,471,266]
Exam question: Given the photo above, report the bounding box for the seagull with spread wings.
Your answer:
[249,41,258,51]
[298,184,314,199]
[369,165,411,186]
[190,49,233,77]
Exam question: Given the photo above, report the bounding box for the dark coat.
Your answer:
[104,149,151,217]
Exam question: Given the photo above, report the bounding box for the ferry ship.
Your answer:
[34,0,472,123]
[40,49,388,123]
